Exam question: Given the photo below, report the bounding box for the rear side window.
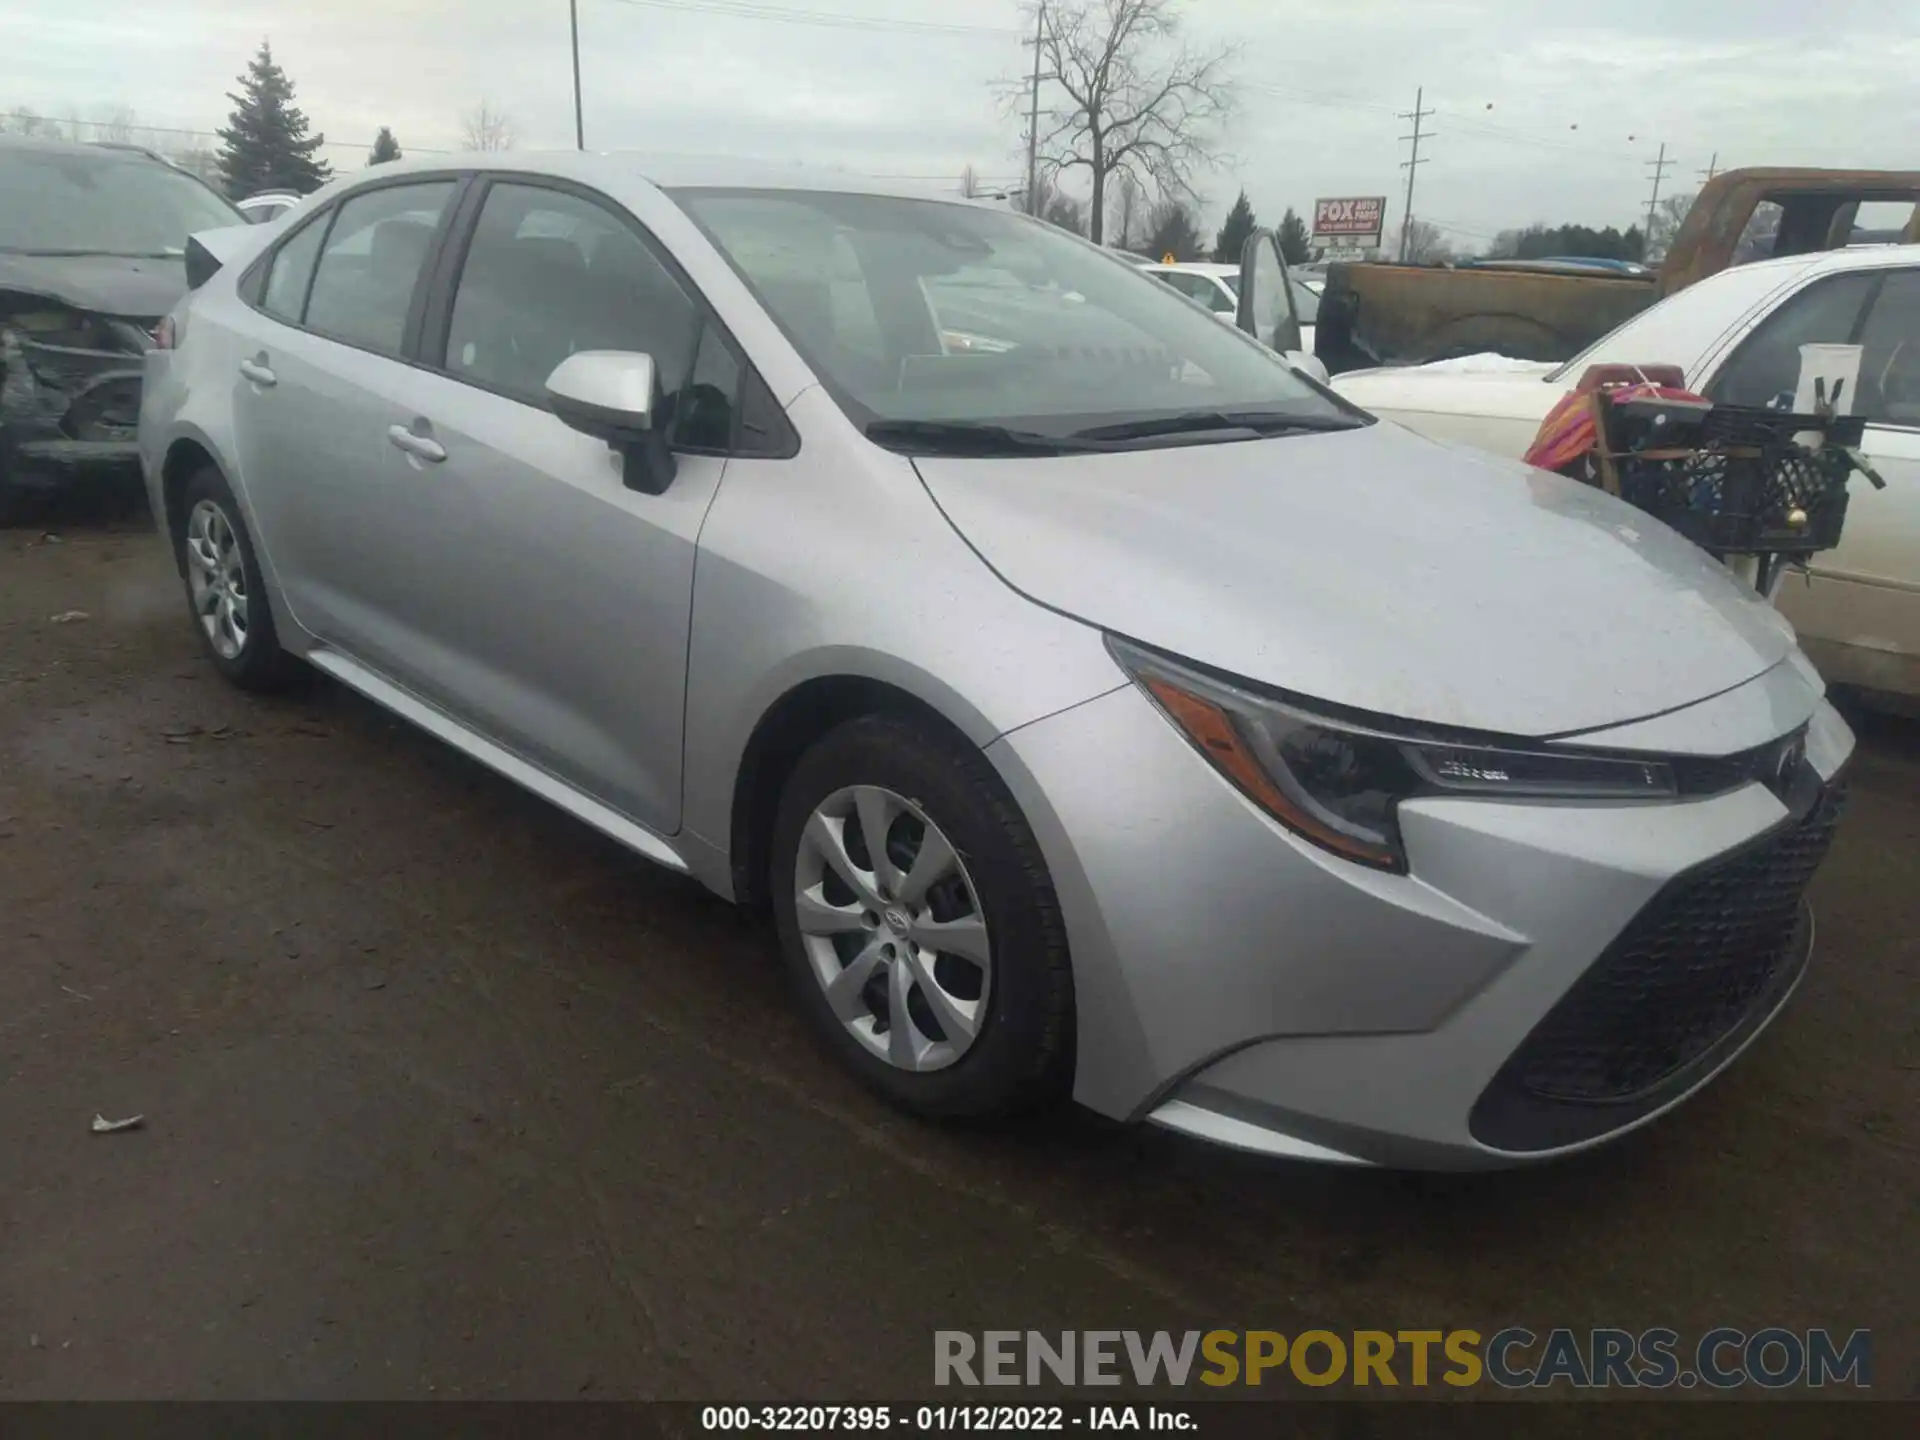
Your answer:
[261,216,326,323]
[1855,269,1920,427]
[304,181,455,357]
[1707,272,1876,409]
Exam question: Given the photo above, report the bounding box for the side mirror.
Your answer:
[1235,229,1304,355]
[1285,351,1331,386]
[545,350,677,495]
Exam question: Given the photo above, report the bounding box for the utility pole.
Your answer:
[570,0,586,150]
[1698,152,1719,184]
[1396,86,1436,262]
[1643,141,1674,239]
[1024,2,1045,216]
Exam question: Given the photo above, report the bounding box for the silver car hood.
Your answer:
[914,422,1798,738]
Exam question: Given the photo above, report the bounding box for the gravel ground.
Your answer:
[1,523,1915,1406]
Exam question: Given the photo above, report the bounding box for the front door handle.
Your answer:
[238,358,277,387]
[387,424,447,463]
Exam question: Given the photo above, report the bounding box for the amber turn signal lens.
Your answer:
[1143,677,1400,869]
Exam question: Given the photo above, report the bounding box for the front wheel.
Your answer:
[770,714,1074,1119]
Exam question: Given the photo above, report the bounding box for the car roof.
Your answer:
[0,134,171,164]
[329,149,982,207]
[1705,241,1920,283]
[1146,261,1237,277]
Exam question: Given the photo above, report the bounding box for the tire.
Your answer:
[770,713,1074,1120]
[176,465,299,691]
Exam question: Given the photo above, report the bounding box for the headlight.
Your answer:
[1108,638,1675,873]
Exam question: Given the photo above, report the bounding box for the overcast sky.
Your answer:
[3,0,1916,246]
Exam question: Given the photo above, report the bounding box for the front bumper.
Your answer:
[987,679,1855,1170]
[1,325,147,490]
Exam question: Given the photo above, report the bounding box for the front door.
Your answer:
[1704,265,1920,692]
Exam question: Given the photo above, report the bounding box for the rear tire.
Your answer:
[770,714,1074,1119]
[176,465,298,692]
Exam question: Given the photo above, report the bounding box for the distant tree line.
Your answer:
[1486,222,1648,263]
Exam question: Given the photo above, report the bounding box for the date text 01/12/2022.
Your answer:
[701,1406,1195,1432]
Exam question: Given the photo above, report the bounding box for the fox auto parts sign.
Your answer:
[1313,196,1386,243]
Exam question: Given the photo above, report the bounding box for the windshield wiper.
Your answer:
[0,247,181,259]
[1071,410,1367,443]
[864,419,1110,455]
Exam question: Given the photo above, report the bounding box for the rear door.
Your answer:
[225,176,464,649]
[356,177,751,833]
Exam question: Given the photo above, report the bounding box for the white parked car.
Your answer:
[237,191,302,225]
[1333,245,1920,705]
[1143,261,1318,353]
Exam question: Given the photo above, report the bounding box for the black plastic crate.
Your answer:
[1601,401,1866,557]
[1618,446,1854,556]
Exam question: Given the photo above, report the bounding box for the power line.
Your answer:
[43,114,450,154]
[1397,85,1435,262]
[601,0,1018,37]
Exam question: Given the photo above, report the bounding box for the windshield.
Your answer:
[673,188,1350,444]
[0,146,242,257]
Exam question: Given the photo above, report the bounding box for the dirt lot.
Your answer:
[2,523,1916,1404]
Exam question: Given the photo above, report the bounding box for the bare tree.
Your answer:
[93,105,138,144]
[1394,218,1454,264]
[1108,167,1145,250]
[1011,0,1236,246]
[3,105,50,137]
[1044,191,1088,236]
[460,101,515,152]
[1645,192,1695,263]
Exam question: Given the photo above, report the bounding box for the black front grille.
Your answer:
[1471,782,1846,1151]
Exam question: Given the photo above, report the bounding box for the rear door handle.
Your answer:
[238,358,277,387]
[387,424,447,463]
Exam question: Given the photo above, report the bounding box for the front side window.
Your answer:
[261,215,326,323]
[1707,272,1877,410]
[444,182,701,403]
[303,180,455,357]
[674,188,1351,447]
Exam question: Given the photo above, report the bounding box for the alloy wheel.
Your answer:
[185,498,249,661]
[793,784,991,1072]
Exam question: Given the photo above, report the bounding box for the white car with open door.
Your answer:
[1144,259,1319,355]
[1331,246,1920,706]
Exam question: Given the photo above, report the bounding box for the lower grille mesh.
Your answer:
[1506,784,1846,1106]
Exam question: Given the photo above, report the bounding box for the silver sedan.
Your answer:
[139,153,1853,1169]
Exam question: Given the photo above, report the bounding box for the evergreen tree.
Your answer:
[1277,206,1312,265]
[216,41,331,197]
[1146,202,1205,263]
[1211,190,1257,263]
[368,127,402,165]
